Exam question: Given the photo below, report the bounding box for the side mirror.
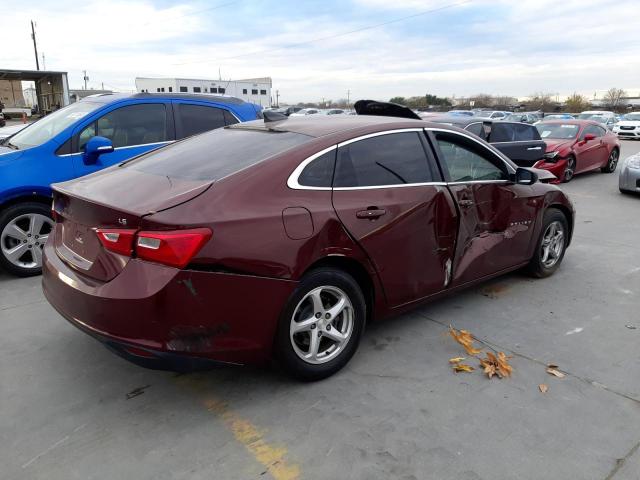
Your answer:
[83,136,114,165]
[583,133,596,142]
[513,167,538,185]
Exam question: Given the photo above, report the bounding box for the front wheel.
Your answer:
[274,268,366,381]
[562,156,576,183]
[0,202,54,277]
[527,208,569,278]
[601,149,619,173]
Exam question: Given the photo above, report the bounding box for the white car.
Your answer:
[289,108,322,117]
[472,110,508,120]
[612,112,640,139]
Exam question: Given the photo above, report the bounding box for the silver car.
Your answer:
[619,152,640,194]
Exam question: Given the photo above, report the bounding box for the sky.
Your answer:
[3,0,640,104]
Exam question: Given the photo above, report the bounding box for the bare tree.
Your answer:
[564,92,590,113]
[528,92,555,111]
[469,93,495,108]
[602,88,627,111]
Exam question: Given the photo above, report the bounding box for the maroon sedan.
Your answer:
[43,115,574,380]
[534,120,620,182]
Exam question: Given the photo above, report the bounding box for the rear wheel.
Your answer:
[601,148,619,173]
[275,268,366,381]
[527,208,568,278]
[0,203,53,277]
[562,156,576,183]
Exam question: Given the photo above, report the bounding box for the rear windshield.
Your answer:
[126,127,310,180]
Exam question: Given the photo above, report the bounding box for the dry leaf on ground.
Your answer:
[539,384,548,393]
[479,351,513,379]
[452,363,475,373]
[449,357,466,364]
[546,365,565,378]
[449,326,483,355]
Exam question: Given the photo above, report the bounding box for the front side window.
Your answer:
[77,103,167,151]
[490,123,515,142]
[334,132,433,188]
[581,124,604,139]
[514,123,540,141]
[435,133,508,182]
[298,150,335,187]
[176,104,225,138]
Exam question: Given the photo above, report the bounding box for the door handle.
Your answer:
[458,199,474,208]
[527,146,542,151]
[356,208,386,219]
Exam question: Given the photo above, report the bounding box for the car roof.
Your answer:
[537,119,601,126]
[78,92,246,106]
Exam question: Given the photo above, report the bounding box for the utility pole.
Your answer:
[83,70,89,90]
[101,82,104,90]
[275,89,280,107]
[41,52,46,70]
[347,89,350,109]
[31,21,40,70]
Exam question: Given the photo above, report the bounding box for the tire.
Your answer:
[0,202,54,277]
[601,148,619,173]
[274,268,366,381]
[562,156,576,183]
[527,208,569,278]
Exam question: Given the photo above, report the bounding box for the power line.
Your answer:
[172,0,471,66]
[142,0,243,26]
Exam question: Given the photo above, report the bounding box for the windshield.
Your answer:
[623,113,640,121]
[8,101,101,149]
[536,124,579,139]
[588,116,606,124]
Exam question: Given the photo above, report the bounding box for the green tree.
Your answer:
[564,92,590,113]
[389,97,407,105]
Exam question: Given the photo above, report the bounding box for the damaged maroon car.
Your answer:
[42,109,574,380]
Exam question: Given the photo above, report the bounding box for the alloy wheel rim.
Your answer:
[540,221,565,269]
[290,286,354,365]
[608,151,618,170]
[0,213,53,269]
[564,158,575,181]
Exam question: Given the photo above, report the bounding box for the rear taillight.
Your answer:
[136,229,212,268]
[95,228,211,268]
[96,229,137,256]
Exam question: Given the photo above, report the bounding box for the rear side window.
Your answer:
[298,150,336,187]
[128,128,309,181]
[490,123,515,142]
[176,104,226,139]
[334,132,433,188]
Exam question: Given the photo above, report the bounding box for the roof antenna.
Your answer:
[263,110,287,123]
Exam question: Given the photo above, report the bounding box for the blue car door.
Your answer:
[69,101,174,177]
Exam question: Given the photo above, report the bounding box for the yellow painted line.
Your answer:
[204,398,301,480]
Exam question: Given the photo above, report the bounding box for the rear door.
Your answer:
[489,122,545,167]
[173,102,239,140]
[429,129,541,285]
[331,130,458,307]
[70,102,173,176]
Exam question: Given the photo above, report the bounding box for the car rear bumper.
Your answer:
[619,166,640,193]
[42,240,298,369]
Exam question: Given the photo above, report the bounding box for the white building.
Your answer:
[135,77,273,106]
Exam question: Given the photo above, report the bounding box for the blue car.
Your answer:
[0,93,261,276]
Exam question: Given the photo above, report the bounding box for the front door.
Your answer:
[489,122,546,167]
[70,102,173,177]
[331,130,458,308]
[429,129,541,286]
[574,124,606,173]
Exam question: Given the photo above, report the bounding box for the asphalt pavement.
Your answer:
[1,140,639,480]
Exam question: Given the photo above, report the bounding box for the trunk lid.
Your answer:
[52,168,212,281]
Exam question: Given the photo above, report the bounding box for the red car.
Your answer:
[42,111,574,380]
[534,120,620,182]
